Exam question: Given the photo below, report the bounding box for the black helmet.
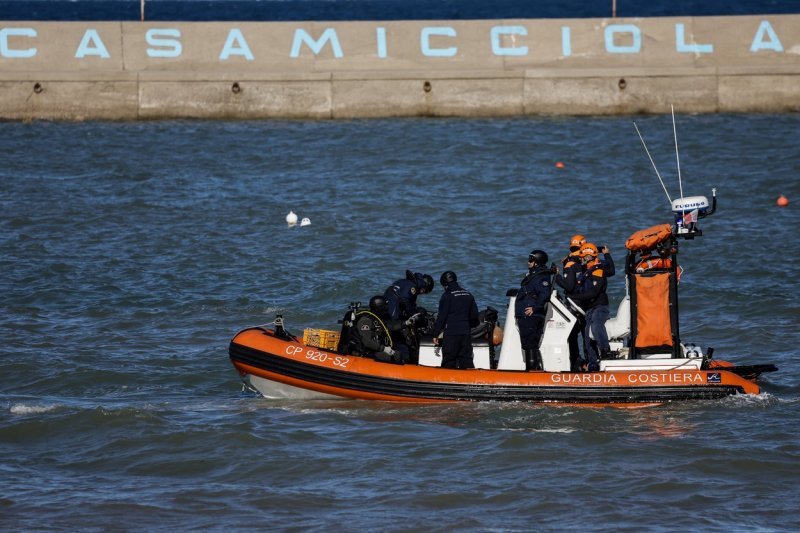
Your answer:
[440,271,457,287]
[421,274,434,294]
[528,249,548,266]
[369,295,388,315]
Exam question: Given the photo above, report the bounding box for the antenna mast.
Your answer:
[672,105,684,200]
[634,122,672,204]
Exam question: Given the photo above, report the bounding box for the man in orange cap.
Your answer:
[556,234,587,371]
[568,234,586,255]
[570,243,612,371]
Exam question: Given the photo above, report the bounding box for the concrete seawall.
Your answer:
[1,15,798,119]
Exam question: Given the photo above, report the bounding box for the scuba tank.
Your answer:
[336,302,361,354]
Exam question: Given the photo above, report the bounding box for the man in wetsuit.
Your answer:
[431,271,479,369]
[348,295,410,363]
[515,250,553,371]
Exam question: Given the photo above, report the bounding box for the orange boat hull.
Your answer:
[229,327,761,406]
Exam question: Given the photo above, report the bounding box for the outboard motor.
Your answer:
[671,189,716,238]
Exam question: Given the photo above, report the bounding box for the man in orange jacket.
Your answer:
[556,235,586,371]
[570,243,614,372]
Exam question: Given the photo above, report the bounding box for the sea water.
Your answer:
[1,115,799,530]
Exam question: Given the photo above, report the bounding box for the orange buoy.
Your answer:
[555,162,565,168]
[777,195,789,207]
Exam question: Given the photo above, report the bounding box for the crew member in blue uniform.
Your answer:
[384,270,435,321]
[598,244,616,278]
[431,271,479,369]
[515,250,553,371]
[571,243,612,372]
[557,236,588,371]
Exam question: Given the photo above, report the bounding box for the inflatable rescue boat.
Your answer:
[229,190,777,406]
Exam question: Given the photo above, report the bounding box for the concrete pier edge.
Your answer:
[1,15,798,119]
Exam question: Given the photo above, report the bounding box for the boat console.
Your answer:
[418,339,493,369]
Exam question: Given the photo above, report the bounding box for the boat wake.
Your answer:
[719,391,780,408]
[502,427,577,434]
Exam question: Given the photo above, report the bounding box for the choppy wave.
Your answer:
[8,403,61,415]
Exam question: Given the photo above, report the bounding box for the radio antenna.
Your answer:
[634,121,673,204]
[672,105,684,200]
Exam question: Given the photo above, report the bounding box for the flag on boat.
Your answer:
[683,209,699,225]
